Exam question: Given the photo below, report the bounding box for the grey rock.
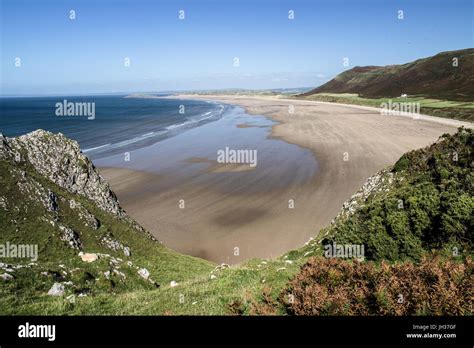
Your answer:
[138,268,150,280]
[3,130,125,217]
[101,236,131,257]
[47,282,65,296]
[0,197,7,210]
[47,190,58,212]
[1,273,13,280]
[113,269,126,279]
[69,199,100,229]
[58,225,82,249]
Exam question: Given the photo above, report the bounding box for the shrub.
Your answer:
[393,155,410,172]
[325,128,473,261]
[282,256,473,316]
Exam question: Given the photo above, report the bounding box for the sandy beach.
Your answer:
[98,96,468,264]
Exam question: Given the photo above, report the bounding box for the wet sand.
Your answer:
[98,96,467,264]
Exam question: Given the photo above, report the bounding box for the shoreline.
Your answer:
[99,95,463,264]
[169,94,473,128]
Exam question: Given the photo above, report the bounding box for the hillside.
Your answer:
[282,127,473,315]
[0,130,213,312]
[302,49,474,101]
[322,127,473,261]
[0,129,472,315]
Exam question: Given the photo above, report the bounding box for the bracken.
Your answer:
[282,256,473,316]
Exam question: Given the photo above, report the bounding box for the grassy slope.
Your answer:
[2,129,472,315]
[298,93,474,122]
[0,145,214,314]
[7,258,303,315]
[279,128,473,315]
[298,48,474,121]
[320,128,473,261]
[302,49,474,101]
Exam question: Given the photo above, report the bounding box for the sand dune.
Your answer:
[99,96,468,264]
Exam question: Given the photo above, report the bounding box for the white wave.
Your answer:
[86,104,227,154]
[141,132,155,137]
[166,121,192,130]
[83,143,111,153]
[108,130,167,149]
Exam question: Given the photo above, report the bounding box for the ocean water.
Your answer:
[95,105,319,191]
[0,95,226,159]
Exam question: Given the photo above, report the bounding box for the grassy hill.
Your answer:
[0,130,213,313]
[302,49,474,101]
[322,127,473,261]
[280,127,473,315]
[0,128,472,315]
[298,49,474,121]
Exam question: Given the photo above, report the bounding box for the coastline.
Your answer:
[98,95,463,264]
[171,94,473,128]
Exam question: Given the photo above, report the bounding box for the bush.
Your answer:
[393,155,410,172]
[282,256,473,316]
[325,128,473,261]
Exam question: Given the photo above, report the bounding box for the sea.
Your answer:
[0,95,227,159]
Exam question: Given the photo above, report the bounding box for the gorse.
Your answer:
[321,127,473,262]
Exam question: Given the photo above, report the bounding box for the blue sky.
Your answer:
[1,0,473,95]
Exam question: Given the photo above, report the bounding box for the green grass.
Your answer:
[0,256,308,315]
[0,153,215,314]
[297,93,474,121]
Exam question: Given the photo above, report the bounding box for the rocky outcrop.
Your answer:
[1,130,157,252]
[13,166,60,213]
[0,130,185,307]
[1,130,124,217]
[68,199,100,229]
[58,225,82,250]
[333,169,394,221]
[101,236,131,256]
[0,133,11,160]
